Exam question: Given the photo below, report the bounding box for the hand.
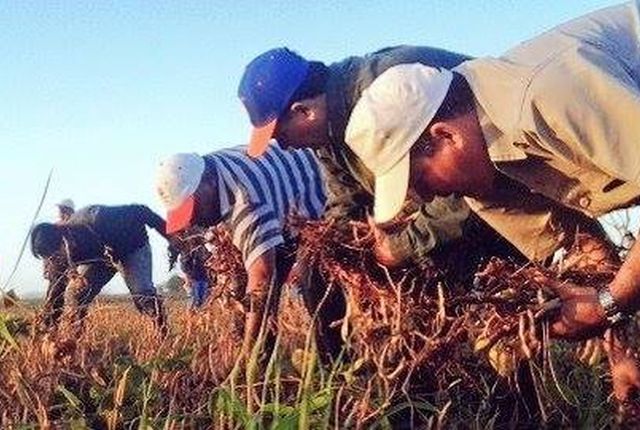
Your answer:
[604,330,640,402]
[610,356,640,402]
[367,216,403,268]
[549,283,607,341]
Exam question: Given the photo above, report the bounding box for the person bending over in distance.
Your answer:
[31,204,169,334]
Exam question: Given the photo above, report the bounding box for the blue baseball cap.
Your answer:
[238,48,310,157]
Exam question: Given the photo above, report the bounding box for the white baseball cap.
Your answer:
[56,198,75,211]
[156,153,206,234]
[345,63,453,223]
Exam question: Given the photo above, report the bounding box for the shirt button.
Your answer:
[578,196,591,208]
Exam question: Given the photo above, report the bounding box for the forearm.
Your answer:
[610,237,640,313]
[391,197,470,265]
[139,206,168,237]
[549,219,636,340]
[372,196,469,268]
[242,250,277,350]
[323,180,370,222]
[39,257,69,328]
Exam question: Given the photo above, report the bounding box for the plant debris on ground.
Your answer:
[0,220,636,428]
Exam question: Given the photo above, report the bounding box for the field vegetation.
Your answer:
[0,221,637,429]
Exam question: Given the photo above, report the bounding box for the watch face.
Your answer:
[597,289,627,325]
[598,289,615,313]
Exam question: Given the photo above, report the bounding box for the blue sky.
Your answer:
[0,0,620,297]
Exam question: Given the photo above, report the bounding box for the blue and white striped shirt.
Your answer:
[205,143,326,268]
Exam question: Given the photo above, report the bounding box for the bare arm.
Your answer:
[544,230,640,402]
[239,249,277,359]
[609,240,640,313]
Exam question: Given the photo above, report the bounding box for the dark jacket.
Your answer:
[38,204,166,329]
[64,204,166,263]
[316,45,473,264]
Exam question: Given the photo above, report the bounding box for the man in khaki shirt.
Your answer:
[344,1,640,398]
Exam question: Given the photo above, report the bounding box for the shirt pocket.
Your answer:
[498,156,589,213]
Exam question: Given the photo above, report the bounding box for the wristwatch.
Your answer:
[597,288,627,326]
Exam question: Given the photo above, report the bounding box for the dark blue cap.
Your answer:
[238,48,310,127]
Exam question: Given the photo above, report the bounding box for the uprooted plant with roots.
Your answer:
[0,220,638,428]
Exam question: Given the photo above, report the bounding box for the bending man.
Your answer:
[156,144,326,360]
[31,204,169,333]
[343,1,640,399]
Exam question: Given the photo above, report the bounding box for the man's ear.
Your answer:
[430,121,469,150]
[290,101,315,120]
[427,122,453,142]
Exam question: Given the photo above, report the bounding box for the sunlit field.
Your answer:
[1,221,635,429]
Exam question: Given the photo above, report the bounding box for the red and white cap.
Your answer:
[155,153,205,234]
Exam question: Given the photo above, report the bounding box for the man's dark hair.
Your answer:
[30,223,63,259]
[288,61,329,104]
[431,72,475,123]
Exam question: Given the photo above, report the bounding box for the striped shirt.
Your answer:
[204,142,326,268]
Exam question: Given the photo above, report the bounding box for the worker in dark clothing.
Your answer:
[30,204,170,333]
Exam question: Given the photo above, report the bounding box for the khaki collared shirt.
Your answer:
[457,1,640,260]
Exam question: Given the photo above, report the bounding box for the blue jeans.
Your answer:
[190,279,209,308]
[68,244,166,329]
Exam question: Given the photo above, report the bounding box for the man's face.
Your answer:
[408,118,495,201]
[409,138,466,202]
[273,94,329,150]
[192,180,222,227]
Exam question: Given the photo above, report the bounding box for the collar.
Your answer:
[475,98,527,163]
[456,59,529,163]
